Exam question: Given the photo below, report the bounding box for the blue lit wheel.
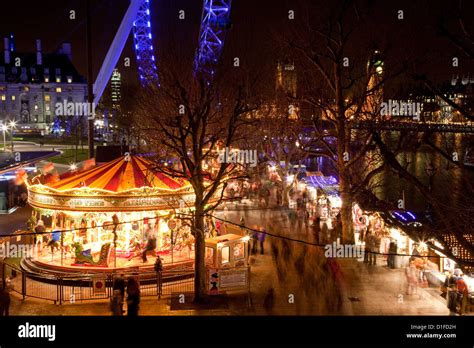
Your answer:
[132,0,159,85]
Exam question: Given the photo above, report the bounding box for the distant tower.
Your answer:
[276,60,297,98]
[366,50,384,117]
[110,68,121,111]
[8,33,15,51]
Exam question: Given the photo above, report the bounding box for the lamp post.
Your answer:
[1,125,8,152]
[9,120,16,151]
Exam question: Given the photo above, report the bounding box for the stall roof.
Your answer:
[46,155,191,193]
[303,175,339,196]
[205,234,245,246]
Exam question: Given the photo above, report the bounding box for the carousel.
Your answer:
[25,154,201,273]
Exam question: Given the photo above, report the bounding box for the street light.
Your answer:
[9,120,16,151]
[1,125,8,152]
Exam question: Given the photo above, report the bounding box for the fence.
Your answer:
[1,259,194,305]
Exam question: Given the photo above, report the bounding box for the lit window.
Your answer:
[44,77,49,83]
[1,95,5,101]
[67,76,72,83]
[56,77,61,83]
[56,87,62,93]
[233,243,244,260]
[44,95,50,102]
[23,87,29,92]
[34,105,38,110]
[45,104,50,112]
[221,246,230,264]
[11,95,15,101]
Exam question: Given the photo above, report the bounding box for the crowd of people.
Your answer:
[250,225,267,255]
[443,268,471,315]
[110,274,141,316]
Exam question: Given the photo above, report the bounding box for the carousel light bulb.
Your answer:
[70,163,77,171]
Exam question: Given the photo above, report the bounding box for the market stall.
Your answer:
[205,234,250,297]
[205,234,249,269]
[302,175,340,228]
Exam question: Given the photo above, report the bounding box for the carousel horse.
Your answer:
[72,242,111,266]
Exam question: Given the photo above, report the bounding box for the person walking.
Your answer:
[110,290,124,316]
[142,233,157,263]
[215,219,222,237]
[367,233,376,265]
[112,273,126,315]
[296,208,305,232]
[446,270,459,315]
[0,283,11,316]
[258,227,267,255]
[372,233,381,265]
[263,288,275,315]
[405,261,418,295]
[387,239,398,269]
[154,257,163,298]
[456,270,469,315]
[126,277,140,316]
[251,226,259,255]
[363,228,371,263]
[113,273,126,295]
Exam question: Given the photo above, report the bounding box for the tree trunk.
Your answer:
[193,201,207,303]
[339,182,354,244]
[334,61,354,244]
[282,182,291,207]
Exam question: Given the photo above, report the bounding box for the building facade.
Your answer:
[0,35,87,135]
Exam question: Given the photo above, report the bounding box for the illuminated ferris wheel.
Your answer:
[93,0,232,104]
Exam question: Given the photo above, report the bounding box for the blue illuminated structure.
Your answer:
[194,0,232,81]
[132,0,159,85]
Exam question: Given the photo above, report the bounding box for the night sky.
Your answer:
[1,0,474,88]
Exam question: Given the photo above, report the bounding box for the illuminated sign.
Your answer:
[69,199,105,208]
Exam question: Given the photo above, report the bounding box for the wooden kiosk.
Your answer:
[205,234,250,302]
[205,234,249,268]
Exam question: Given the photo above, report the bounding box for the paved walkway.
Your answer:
[0,206,32,236]
[5,253,451,316]
[2,207,454,316]
[342,257,450,315]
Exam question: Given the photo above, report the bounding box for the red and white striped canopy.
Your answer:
[47,155,190,193]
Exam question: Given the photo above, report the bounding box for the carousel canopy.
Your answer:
[48,155,190,193]
[27,155,195,212]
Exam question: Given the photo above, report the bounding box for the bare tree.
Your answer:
[254,104,308,206]
[286,1,404,243]
[133,66,262,301]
